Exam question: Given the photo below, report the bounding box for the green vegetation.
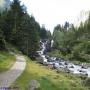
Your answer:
[0,0,90,90]
[0,51,15,72]
[51,18,90,63]
[0,0,51,59]
[84,78,90,89]
[12,57,88,90]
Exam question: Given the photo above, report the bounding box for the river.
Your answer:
[37,40,90,77]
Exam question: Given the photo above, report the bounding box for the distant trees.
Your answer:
[53,18,90,62]
[64,21,69,30]
[40,26,47,39]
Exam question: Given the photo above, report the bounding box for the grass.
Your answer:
[12,56,88,90]
[0,51,16,72]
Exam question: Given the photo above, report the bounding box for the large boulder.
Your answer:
[36,56,43,64]
[56,68,65,73]
[64,68,71,73]
[81,64,88,69]
[28,80,40,90]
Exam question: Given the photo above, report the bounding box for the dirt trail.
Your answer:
[0,54,26,89]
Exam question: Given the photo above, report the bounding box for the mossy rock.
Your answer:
[28,80,40,90]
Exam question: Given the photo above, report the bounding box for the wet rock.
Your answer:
[64,68,70,73]
[45,55,49,59]
[69,65,74,68]
[28,80,40,90]
[81,65,88,69]
[78,69,87,73]
[78,69,83,72]
[59,62,63,65]
[56,67,71,73]
[47,59,53,62]
[64,61,68,65]
[56,68,65,73]
[36,57,43,64]
[78,69,88,77]
[81,63,88,69]
[43,62,48,66]
[56,58,59,61]
[53,62,60,69]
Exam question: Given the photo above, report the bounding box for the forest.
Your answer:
[0,0,90,63]
[50,19,90,63]
[0,0,51,59]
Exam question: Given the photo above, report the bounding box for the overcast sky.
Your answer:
[21,0,90,32]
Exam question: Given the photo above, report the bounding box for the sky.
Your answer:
[1,0,90,33]
[0,0,10,12]
[0,0,5,8]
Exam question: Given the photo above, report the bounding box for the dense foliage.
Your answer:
[0,0,50,59]
[53,18,90,62]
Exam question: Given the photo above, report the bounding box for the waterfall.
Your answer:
[37,40,48,63]
[51,40,54,47]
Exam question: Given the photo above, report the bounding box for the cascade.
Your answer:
[37,40,90,77]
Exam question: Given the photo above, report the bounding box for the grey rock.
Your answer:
[36,57,43,64]
[56,68,65,73]
[81,65,88,69]
[64,68,70,73]
[69,65,74,68]
[28,80,40,90]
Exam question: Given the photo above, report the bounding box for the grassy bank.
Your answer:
[12,57,88,90]
[0,51,16,72]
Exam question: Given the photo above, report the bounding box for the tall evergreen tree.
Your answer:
[4,0,24,43]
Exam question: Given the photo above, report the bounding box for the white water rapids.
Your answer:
[37,40,90,77]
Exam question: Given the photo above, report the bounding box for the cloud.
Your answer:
[0,0,5,7]
[0,0,10,12]
[20,0,90,33]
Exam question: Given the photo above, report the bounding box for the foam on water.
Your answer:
[38,40,90,77]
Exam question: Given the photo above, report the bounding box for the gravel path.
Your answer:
[0,54,26,89]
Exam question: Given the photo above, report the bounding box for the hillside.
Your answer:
[12,57,89,90]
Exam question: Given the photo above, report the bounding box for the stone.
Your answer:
[47,64,54,69]
[28,80,40,90]
[36,57,43,64]
[56,68,65,73]
[81,65,88,69]
[69,65,74,68]
[81,63,88,69]
[59,62,63,65]
[64,68,70,73]
[64,61,68,65]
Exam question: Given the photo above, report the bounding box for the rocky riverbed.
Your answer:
[36,40,90,77]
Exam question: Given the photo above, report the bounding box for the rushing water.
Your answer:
[38,40,90,77]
